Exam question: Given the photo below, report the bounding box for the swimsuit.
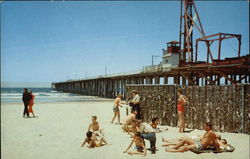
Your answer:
[194,139,203,150]
[177,99,185,112]
[135,146,144,152]
[113,106,119,112]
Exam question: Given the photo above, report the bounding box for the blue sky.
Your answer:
[1,1,249,84]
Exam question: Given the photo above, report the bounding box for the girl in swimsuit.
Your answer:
[177,89,188,133]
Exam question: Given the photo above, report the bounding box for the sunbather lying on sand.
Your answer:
[123,132,146,156]
[162,134,227,150]
[81,131,106,148]
[164,122,220,153]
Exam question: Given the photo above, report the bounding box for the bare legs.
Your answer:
[178,111,185,133]
[111,111,121,124]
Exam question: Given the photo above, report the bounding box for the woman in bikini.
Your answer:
[177,89,188,133]
[123,132,146,156]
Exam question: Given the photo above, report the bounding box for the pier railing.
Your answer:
[126,84,250,134]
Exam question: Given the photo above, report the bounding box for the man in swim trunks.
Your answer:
[165,122,220,153]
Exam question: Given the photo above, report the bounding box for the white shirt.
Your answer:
[132,94,140,102]
[139,123,156,133]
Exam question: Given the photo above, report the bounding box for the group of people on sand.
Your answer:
[81,89,230,156]
[22,88,36,118]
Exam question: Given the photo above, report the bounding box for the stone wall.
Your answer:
[126,84,250,134]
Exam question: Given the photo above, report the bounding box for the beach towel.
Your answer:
[190,144,235,154]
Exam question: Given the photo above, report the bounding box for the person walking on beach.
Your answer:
[177,89,188,133]
[111,94,127,124]
[28,91,36,117]
[22,88,32,118]
[129,90,141,120]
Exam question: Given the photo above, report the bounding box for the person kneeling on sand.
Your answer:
[165,122,220,153]
[123,132,146,156]
[81,131,105,148]
[122,110,139,132]
[88,116,108,144]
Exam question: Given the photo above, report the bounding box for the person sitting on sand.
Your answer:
[123,132,146,156]
[81,131,105,148]
[88,116,107,144]
[111,94,127,125]
[165,122,220,153]
[122,110,138,132]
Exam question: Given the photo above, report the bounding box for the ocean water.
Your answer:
[1,87,106,103]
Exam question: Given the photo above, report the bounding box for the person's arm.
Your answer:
[212,136,221,153]
[81,139,87,147]
[88,124,91,132]
[123,139,134,153]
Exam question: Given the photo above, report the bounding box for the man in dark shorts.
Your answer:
[22,88,32,118]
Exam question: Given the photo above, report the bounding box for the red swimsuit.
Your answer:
[177,98,185,112]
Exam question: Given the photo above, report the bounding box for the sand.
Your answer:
[1,100,249,159]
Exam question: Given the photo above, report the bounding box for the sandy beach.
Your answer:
[1,100,249,159]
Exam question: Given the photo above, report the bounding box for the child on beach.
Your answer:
[123,132,146,156]
[81,131,105,148]
[88,116,108,144]
[111,94,127,124]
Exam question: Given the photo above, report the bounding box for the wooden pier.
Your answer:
[52,59,250,99]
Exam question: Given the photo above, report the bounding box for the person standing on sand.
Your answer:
[128,90,141,120]
[28,91,36,117]
[111,94,127,124]
[177,89,188,133]
[22,88,32,118]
